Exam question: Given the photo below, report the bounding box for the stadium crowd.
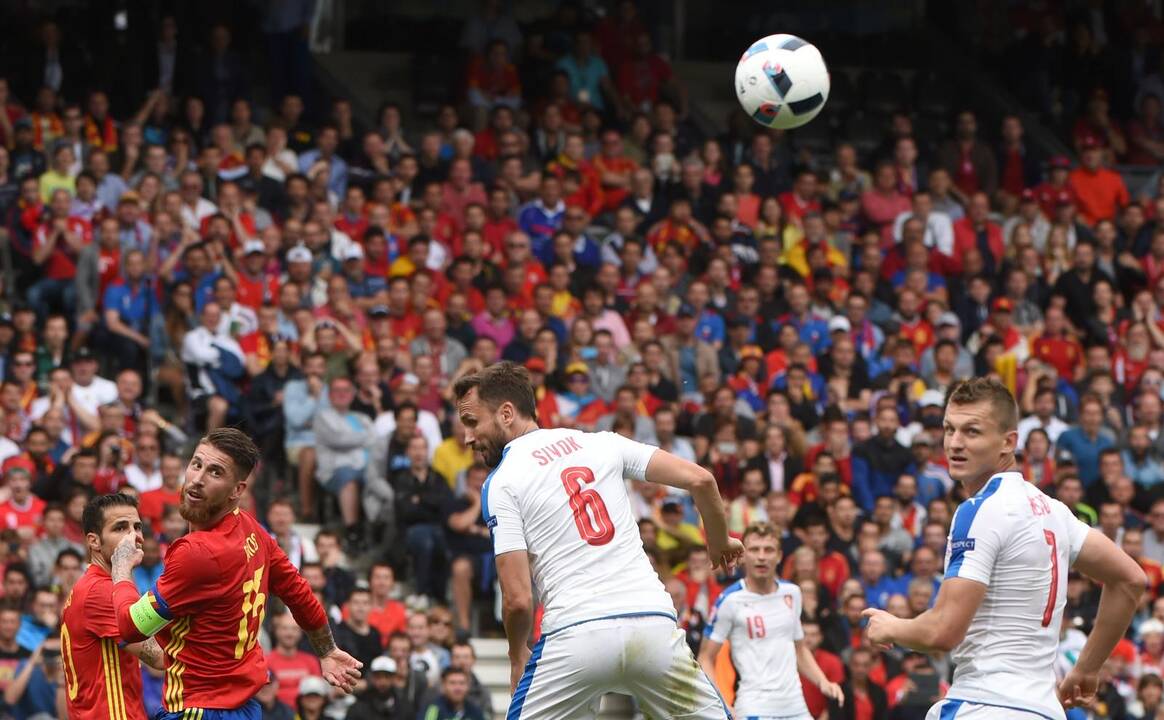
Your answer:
[0,1,1163,719]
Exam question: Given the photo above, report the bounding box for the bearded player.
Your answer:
[109,428,362,719]
[61,493,164,719]
[863,379,1145,719]
[454,362,743,719]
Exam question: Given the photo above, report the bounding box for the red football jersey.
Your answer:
[114,508,327,712]
[63,564,147,720]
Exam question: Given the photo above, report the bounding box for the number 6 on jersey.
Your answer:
[561,466,615,546]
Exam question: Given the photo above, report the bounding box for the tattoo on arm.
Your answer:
[305,624,337,658]
[110,544,135,584]
[134,638,165,670]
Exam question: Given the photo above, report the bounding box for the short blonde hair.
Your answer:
[947,378,1019,432]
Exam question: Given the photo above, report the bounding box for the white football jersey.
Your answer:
[483,428,676,634]
[943,471,1091,720]
[706,579,809,717]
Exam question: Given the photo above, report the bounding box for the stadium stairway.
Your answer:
[470,637,639,719]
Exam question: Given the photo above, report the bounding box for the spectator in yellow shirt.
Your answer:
[38,142,76,202]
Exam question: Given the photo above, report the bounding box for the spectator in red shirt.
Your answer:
[1068,139,1130,225]
[366,563,408,643]
[996,115,1042,211]
[861,162,910,241]
[481,188,517,259]
[779,170,823,226]
[800,620,846,719]
[265,611,322,708]
[892,136,924,198]
[546,133,604,217]
[616,32,684,114]
[440,158,487,235]
[334,186,369,241]
[137,453,184,531]
[472,105,515,162]
[0,465,45,541]
[783,513,850,599]
[466,40,522,118]
[30,188,90,321]
[672,545,722,620]
[1033,156,1076,218]
[592,129,638,212]
[1127,93,1164,166]
[1072,89,1128,161]
[833,646,888,720]
[937,111,998,202]
[1030,306,1084,381]
[952,192,1004,276]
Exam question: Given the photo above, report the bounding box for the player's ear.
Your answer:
[85,532,101,556]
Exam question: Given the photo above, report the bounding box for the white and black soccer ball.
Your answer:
[734,33,830,130]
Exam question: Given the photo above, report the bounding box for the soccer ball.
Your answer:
[735,34,830,130]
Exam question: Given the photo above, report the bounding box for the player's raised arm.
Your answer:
[265,531,363,691]
[1058,529,1146,708]
[641,445,743,569]
[109,533,202,643]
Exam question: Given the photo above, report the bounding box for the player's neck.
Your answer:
[504,420,541,445]
[190,505,236,532]
[744,575,777,595]
[962,457,1017,496]
[90,549,114,575]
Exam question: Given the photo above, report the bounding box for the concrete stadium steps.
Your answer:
[470,637,639,719]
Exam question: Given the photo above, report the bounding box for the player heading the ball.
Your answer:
[454,361,744,720]
[108,427,363,719]
[863,378,1145,720]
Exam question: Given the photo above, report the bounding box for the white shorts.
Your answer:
[927,699,1052,719]
[508,613,730,720]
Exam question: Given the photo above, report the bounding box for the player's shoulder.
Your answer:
[66,566,111,617]
[713,579,747,609]
[775,580,802,599]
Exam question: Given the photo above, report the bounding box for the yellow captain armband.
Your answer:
[129,593,172,638]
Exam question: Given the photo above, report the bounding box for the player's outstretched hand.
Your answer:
[860,608,896,650]
[110,533,144,582]
[709,537,745,572]
[820,679,845,707]
[321,648,363,694]
[1057,666,1098,709]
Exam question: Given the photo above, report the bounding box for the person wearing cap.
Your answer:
[1068,136,1130,226]
[555,361,606,428]
[295,675,332,720]
[977,296,1028,362]
[346,655,406,720]
[1003,188,1051,251]
[114,189,154,254]
[223,238,280,311]
[921,309,973,379]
